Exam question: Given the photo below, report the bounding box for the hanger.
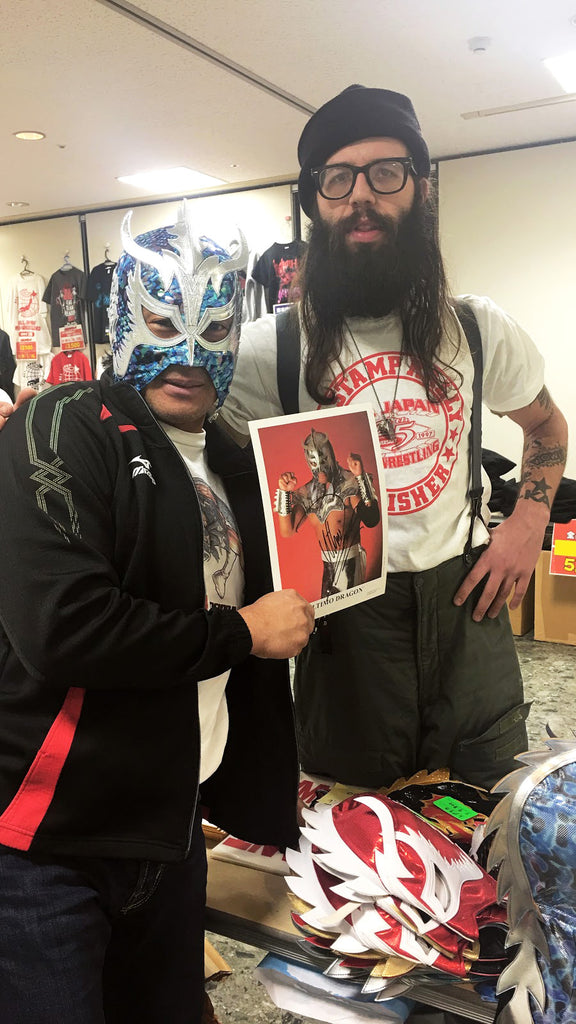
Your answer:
[61,251,73,271]
[103,243,116,267]
[20,255,33,277]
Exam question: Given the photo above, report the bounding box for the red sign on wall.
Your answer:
[550,520,576,577]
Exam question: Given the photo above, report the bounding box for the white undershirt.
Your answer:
[162,423,245,783]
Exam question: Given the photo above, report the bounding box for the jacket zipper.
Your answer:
[130,391,204,856]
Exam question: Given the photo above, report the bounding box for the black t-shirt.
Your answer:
[87,262,116,344]
[42,267,87,344]
[252,241,307,312]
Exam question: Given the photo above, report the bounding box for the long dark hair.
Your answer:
[298,185,461,405]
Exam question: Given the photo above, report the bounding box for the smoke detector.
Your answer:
[468,36,491,54]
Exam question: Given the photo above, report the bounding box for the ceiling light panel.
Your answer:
[117,166,224,193]
[543,50,576,93]
[13,131,46,141]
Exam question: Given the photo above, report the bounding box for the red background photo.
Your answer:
[257,409,384,603]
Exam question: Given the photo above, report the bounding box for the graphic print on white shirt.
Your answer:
[193,477,243,605]
[7,273,52,362]
[221,295,544,572]
[328,353,465,516]
[161,422,244,782]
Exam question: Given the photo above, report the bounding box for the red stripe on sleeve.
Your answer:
[0,687,85,851]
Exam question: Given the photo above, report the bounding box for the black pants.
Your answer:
[0,815,207,1024]
[295,550,529,790]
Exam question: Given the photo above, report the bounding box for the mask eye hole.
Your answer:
[200,317,234,344]
[141,306,180,339]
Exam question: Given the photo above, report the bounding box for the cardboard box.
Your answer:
[507,571,535,636]
[534,550,576,645]
[204,938,231,982]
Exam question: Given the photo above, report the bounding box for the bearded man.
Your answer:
[220,85,568,792]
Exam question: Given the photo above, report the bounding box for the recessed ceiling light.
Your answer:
[116,166,224,193]
[543,50,576,92]
[6,201,30,208]
[13,130,46,141]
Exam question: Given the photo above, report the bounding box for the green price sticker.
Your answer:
[433,796,477,821]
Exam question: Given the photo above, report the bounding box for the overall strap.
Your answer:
[454,299,484,564]
[276,309,301,415]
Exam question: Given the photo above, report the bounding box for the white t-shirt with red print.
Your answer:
[221,295,544,573]
[6,273,52,358]
[6,273,53,389]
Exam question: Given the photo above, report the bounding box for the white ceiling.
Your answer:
[2,0,576,223]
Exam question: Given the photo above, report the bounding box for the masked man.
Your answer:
[275,427,380,598]
[0,209,314,1024]
[220,85,568,792]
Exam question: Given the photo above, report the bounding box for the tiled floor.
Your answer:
[206,635,576,1024]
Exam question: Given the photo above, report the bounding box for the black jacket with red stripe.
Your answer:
[0,379,299,859]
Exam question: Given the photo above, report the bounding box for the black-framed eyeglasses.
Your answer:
[311,158,416,201]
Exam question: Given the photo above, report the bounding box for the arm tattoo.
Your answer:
[534,386,554,414]
[523,438,568,469]
[521,476,552,508]
[517,390,566,511]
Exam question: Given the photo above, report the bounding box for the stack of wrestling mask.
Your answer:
[286,779,507,1002]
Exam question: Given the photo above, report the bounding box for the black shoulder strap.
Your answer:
[453,299,484,564]
[276,308,301,415]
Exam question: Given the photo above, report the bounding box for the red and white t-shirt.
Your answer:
[47,351,93,385]
[221,295,545,573]
[7,274,53,389]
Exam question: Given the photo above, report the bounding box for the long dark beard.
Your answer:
[303,202,426,320]
[299,191,458,404]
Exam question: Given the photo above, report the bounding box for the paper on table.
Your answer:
[255,953,414,1023]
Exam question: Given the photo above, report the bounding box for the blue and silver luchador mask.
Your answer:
[109,206,248,406]
[486,738,576,1023]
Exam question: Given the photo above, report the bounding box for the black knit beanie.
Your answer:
[297,84,430,217]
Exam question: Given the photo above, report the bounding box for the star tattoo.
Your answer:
[522,477,552,507]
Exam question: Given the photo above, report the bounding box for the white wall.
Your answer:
[0,216,83,325]
[438,141,576,478]
[0,185,293,330]
[83,186,294,268]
